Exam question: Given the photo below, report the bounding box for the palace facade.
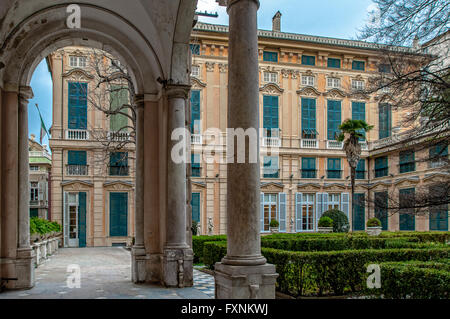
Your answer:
[188,14,449,235]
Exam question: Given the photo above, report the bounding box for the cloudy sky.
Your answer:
[29,0,376,149]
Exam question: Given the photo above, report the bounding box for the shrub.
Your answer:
[364,260,450,299]
[322,209,350,232]
[192,235,226,263]
[269,219,279,228]
[318,216,333,228]
[30,217,61,235]
[191,220,199,236]
[203,241,227,269]
[367,217,381,227]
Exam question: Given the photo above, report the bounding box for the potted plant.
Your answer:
[317,216,333,233]
[269,219,279,233]
[366,217,382,236]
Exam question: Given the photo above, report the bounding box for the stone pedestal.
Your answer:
[131,246,146,283]
[215,263,278,299]
[15,248,35,289]
[162,248,193,288]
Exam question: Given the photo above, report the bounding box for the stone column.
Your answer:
[16,86,35,289]
[131,96,146,283]
[162,85,193,288]
[214,0,278,299]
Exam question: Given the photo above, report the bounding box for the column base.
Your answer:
[1,248,35,290]
[214,262,278,299]
[145,253,163,284]
[162,247,193,288]
[131,246,146,283]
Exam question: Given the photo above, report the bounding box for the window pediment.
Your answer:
[296,86,320,97]
[62,68,94,81]
[260,83,284,94]
[261,182,284,192]
[323,88,346,98]
[191,77,206,89]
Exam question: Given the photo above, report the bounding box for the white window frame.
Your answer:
[263,71,278,83]
[351,79,365,90]
[328,193,341,210]
[30,166,39,171]
[327,77,341,88]
[70,56,87,68]
[262,193,278,232]
[191,65,200,77]
[301,75,315,86]
[301,193,315,232]
[30,182,39,201]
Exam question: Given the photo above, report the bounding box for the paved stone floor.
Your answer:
[0,247,215,299]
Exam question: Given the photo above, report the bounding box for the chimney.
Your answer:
[272,11,282,32]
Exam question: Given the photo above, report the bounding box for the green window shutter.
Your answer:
[278,193,286,232]
[429,185,448,231]
[352,61,365,71]
[110,85,129,132]
[68,150,87,165]
[399,188,415,231]
[399,150,415,173]
[68,82,87,129]
[301,98,316,138]
[191,90,201,133]
[109,152,128,176]
[327,58,341,68]
[190,44,200,55]
[295,193,303,231]
[327,100,341,140]
[356,159,365,179]
[191,154,201,177]
[78,192,87,247]
[379,103,392,139]
[191,193,200,223]
[429,142,448,159]
[301,157,316,178]
[263,51,278,62]
[110,192,128,237]
[375,156,388,177]
[352,193,365,231]
[301,55,315,66]
[30,208,38,218]
[263,95,279,135]
[352,102,366,140]
[375,191,389,230]
[327,158,341,179]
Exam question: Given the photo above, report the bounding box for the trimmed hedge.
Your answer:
[192,235,226,263]
[202,241,450,296]
[364,260,450,299]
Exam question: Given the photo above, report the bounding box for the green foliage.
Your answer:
[322,209,350,232]
[318,216,333,228]
[269,219,279,228]
[191,220,199,236]
[337,119,373,142]
[367,217,382,227]
[192,235,227,263]
[364,260,450,299]
[203,241,227,269]
[30,217,61,235]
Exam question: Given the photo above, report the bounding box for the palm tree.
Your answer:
[337,119,374,223]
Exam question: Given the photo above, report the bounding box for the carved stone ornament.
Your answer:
[205,62,215,72]
[296,86,321,97]
[259,83,284,94]
[218,63,228,73]
[191,77,207,89]
[323,88,346,98]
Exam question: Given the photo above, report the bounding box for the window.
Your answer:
[327,77,341,88]
[191,193,201,223]
[352,102,366,139]
[301,75,315,86]
[191,65,200,77]
[399,150,415,173]
[301,55,315,66]
[262,193,278,232]
[263,72,278,83]
[301,157,316,178]
[352,60,365,71]
[399,188,415,231]
[301,194,315,231]
[374,156,388,178]
[327,158,341,179]
[30,166,39,171]
[429,184,448,231]
[30,182,39,201]
[327,100,341,140]
[378,63,391,73]
[263,156,279,178]
[68,82,88,130]
[109,152,129,176]
[190,44,200,55]
[328,193,341,210]
[327,58,341,68]
[375,191,388,230]
[67,150,87,175]
[191,90,201,134]
[263,51,278,62]
[429,142,448,168]
[353,193,365,231]
[356,159,366,179]
[110,85,129,132]
[351,80,365,90]
[379,103,392,139]
[69,56,87,68]
[301,98,316,139]
[191,154,201,177]
[263,95,279,137]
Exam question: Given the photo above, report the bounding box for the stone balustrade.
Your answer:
[30,235,62,267]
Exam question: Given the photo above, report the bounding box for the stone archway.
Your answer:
[0,0,196,290]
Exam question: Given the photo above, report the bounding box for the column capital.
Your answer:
[135,92,161,105]
[166,84,191,100]
[19,86,34,100]
[217,0,260,10]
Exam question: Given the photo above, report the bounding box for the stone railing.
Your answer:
[66,129,89,140]
[326,140,343,150]
[191,133,203,145]
[30,233,62,267]
[301,139,318,149]
[262,137,281,148]
[108,131,131,142]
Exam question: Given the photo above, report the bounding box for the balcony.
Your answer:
[301,169,317,179]
[66,129,89,140]
[327,169,342,179]
[327,140,343,150]
[108,131,130,142]
[66,164,88,176]
[359,141,368,151]
[301,139,318,149]
[30,199,48,208]
[262,137,281,148]
[29,151,52,161]
[191,134,203,145]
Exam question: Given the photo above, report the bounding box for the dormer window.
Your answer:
[301,75,315,86]
[327,77,341,88]
[351,79,365,90]
[69,56,86,68]
[263,71,278,83]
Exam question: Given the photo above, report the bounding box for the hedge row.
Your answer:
[192,235,226,263]
[364,260,450,299]
[202,241,450,296]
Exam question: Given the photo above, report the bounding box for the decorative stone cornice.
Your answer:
[191,77,207,89]
[348,91,370,100]
[322,88,346,98]
[259,83,284,94]
[323,183,348,189]
[62,68,94,80]
[61,180,94,188]
[205,62,215,72]
[296,86,321,97]
[103,181,134,190]
[218,63,228,73]
[297,183,321,189]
